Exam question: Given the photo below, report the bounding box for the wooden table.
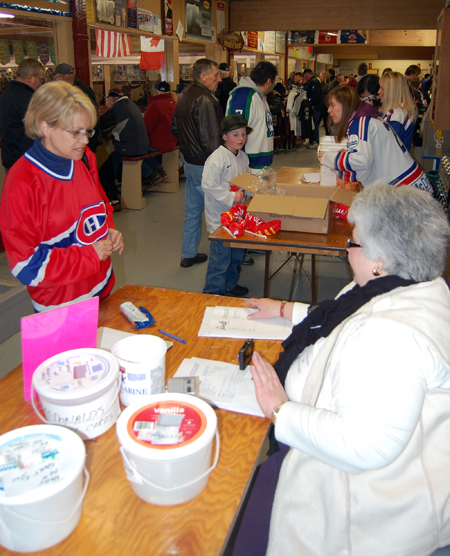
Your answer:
[0,286,283,556]
[210,218,353,302]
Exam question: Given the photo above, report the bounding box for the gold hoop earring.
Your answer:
[372,267,382,277]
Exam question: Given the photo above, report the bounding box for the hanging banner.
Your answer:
[12,40,24,65]
[339,30,367,44]
[140,36,165,70]
[38,42,49,65]
[49,42,56,64]
[317,30,338,45]
[26,41,38,59]
[0,39,9,65]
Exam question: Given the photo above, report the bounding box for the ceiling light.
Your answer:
[0,12,14,18]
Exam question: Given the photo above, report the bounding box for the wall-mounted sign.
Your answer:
[218,30,244,52]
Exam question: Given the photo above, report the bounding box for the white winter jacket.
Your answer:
[268,278,450,556]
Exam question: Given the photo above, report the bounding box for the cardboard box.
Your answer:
[229,170,356,234]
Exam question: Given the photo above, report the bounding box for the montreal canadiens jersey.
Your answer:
[0,141,115,312]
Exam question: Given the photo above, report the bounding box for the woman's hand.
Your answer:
[108,228,124,255]
[318,150,325,159]
[250,351,288,419]
[92,239,113,261]
[244,298,293,321]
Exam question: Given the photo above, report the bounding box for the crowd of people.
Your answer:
[0,53,450,556]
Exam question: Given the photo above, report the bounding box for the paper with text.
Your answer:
[198,306,292,340]
[174,357,265,418]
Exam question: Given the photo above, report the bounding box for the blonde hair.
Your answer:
[24,81,97,139]
[380,71,417,121]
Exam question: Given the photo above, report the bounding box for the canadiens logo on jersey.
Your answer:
[76,201,109,245]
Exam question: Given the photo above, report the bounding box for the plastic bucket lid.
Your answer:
[0,424,85,506]
[116,393,217,461]
[33,348,119,401]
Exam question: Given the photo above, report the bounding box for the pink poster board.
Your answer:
[21,297,99,400]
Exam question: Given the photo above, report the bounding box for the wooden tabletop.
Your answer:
[0,286,283,556]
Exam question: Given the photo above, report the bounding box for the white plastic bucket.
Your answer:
[116,394,219,506]
[112,335,167,406]
[319,136,347,186]
[0,424,88,552]
[32,348,121,440]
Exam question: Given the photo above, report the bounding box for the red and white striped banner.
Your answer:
[95,29,132,58]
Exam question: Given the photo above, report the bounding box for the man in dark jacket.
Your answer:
[303,68,323,148]
[0,58,45,171]
[53,63,102,153]
[99,88,149,210]
[170,58,223,268]
[215,63,236,115]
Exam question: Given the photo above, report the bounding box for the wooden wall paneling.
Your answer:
[369,29,436,47]
[229,0,444,32]
[314,45,435,60]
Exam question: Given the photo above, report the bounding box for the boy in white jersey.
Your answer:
[202,114,252,297]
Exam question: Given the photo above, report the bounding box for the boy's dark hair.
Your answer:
[328,68,336,77]
[250,61,278,86]
[303,68,313,76]
[294,72,302,77]
[357,62,368,76]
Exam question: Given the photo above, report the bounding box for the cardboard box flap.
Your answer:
[330,187,356,207]
[249,194,329,219]
[228,172,260,194]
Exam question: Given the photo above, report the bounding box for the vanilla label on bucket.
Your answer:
[0,433,63,497]
[128,402,207,448]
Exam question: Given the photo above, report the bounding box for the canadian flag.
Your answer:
[95,30,132,57]
[140,37,165,70]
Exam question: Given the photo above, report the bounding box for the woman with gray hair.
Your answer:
[0,81,123,312]
[232,184,450,556]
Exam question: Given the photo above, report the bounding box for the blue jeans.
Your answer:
[203,242,245,294]
[310,107,322,144]
[182,162,205,259]
[141,146,162,178]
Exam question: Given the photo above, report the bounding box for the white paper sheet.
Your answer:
[97,327,173,351]
[198,306,292,340]
[174,357,265,418]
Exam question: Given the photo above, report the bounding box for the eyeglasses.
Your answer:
[34,75,45,84]
[60,128,96,140]
[346,238,361,249]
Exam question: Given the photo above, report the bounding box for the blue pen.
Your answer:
[159,329,187,344]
